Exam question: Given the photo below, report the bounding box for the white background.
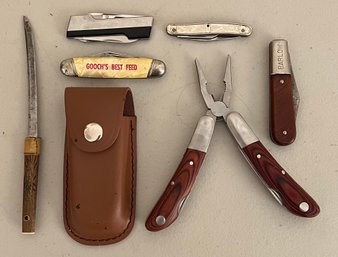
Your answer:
[1,0,337,256]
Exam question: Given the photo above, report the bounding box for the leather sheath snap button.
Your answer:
[84,123,103,142]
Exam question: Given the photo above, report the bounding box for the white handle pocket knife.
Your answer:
[167,23,252,41]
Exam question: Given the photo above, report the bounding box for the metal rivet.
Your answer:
[84,123,103,142]
[280,79,285,84]
[156,215,166,226]
[189,161,194,166]
[170,181,175,186]
[299,202,310,212]
[257,154,261,159]
[283,130,288,135]
[281,170,286,175]
[171,28,176,32]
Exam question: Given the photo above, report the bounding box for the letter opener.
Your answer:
[22,16,41,234]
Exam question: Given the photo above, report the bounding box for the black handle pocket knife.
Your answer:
[67,13,153,43]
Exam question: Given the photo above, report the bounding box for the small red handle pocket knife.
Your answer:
[269,39,300,145]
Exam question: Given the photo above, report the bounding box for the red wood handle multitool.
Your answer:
[146,56,320,232]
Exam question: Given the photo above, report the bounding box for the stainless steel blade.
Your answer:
[222,55,232,108]
[68,14,153,32]
[291,65,300,118]
[23,16,38,137]
[195,59,215,109]
[89,13,143,19]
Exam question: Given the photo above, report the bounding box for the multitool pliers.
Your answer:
[146,56,320,232]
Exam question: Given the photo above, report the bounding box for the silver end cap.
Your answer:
[60,59,77,77]
[148,59,166,78]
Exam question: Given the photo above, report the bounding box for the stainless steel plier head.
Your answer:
[195,55,233,120]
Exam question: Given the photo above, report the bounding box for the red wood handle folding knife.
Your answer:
[269,40,300,145]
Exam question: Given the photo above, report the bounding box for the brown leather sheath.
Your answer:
[63,87,136,245]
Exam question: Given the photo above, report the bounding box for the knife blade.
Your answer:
[22,16,41,234]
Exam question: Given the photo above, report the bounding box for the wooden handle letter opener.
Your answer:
[145,56,319,232]
[22,16,41,234]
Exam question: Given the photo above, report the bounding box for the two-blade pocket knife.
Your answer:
[66,13,153,43]
[60,51,166,79]
[269,39,300,145]
[166,23,252,41]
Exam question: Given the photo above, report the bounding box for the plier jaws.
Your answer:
[195,56,232,119]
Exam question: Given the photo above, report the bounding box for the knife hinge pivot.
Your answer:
[155,215,166,226]
[299,202,309,212]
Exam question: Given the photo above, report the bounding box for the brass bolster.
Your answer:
[24,137,41,155]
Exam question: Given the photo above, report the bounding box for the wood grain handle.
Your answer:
[270,74,296,145]
[22,137,41,234]
[145,149,206,232]
[242,141,319,217]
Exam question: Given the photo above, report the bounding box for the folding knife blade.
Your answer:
[67,13,153,43]
[60,53,166,78]
[269,39,299,145]
[167,23,252,40]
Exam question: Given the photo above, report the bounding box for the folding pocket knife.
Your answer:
[66,13,153,43]
[60,51,166,79]
[269,39,300,145]
[167,23,252,41]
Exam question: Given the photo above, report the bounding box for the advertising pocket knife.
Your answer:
[269,39,300,145]
[67,13,153,43]
[167,23,252,41]
[60,51,166,79]
[145,56,319,232]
